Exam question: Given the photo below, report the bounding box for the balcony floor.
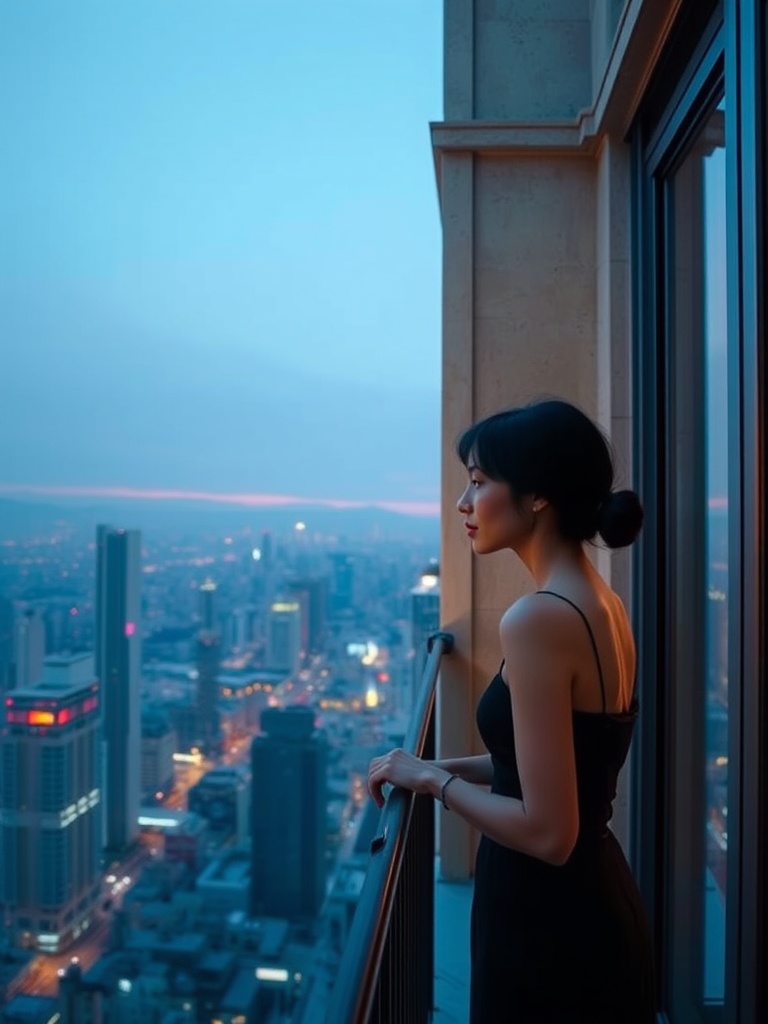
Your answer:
[433,870,473,1023]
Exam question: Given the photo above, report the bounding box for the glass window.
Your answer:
[635,4,768,1018]
[667,96,727,1021]
[701,98,728,1008]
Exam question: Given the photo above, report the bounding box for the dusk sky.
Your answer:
[0,1,443,516]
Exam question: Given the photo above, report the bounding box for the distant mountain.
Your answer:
[0,496,439,542]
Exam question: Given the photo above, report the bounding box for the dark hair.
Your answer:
[456,398,643,549]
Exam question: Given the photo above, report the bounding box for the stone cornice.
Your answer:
[432,0,686,190]
[430,121,597,158]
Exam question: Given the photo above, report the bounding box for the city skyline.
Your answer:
[0,483,441,1019]
[0,483,441,519]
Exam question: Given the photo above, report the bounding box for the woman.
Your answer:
[368,398,655,1024]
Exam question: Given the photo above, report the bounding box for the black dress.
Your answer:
[470,592,655,1024]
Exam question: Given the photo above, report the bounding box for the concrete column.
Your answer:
[438,149,478,879]
[435,0,676,878]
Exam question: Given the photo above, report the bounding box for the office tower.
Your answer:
[95,524,141,854]
[13,606,46,689]
[410,560,440,706]
[195,629,221,755]
[250,706,327,920]
[266,601,301,674]
[140,709,177,801]
[284,584,309,656]
[286,576,328,654]
[328,553,355,618]
[0,653,102,953]
[260,529,274,572]
[44,602,69,656]
[198,578,218,632]
[169,700,199,755]
[188,765,250,843]
[0,595,14,694]
[226,604,258,651]
[249,530,275,648]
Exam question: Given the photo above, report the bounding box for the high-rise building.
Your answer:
[95,525,141,855]
[260,529,274,573]
[225,604,259,652]
[188,765,250,843]
[13,606,46,689]
[328,553,355,618]
[266,601,302,674]
[169,700,199,755]
[194,629,221,755]
[0,596,14,695]
[286,576,328,654]
[410,560,440,706]
[249,530,276,647]
[0,653,102,953]
[43,602,69,657]
[140,709,177,801]
[198,578,218,632]
[250,706,327,920]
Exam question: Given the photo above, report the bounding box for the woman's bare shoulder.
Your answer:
[499,591,575,647]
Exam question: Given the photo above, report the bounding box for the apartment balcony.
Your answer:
[321,630,472,1024]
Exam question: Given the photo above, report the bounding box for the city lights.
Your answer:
[27,710,55,726]
[0,471,440,1013]
[364,685,379,709]
[256,967,289,982]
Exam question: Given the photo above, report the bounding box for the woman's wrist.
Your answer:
[422,765,453,799]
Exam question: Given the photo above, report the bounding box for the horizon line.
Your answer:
[0,483,441,518]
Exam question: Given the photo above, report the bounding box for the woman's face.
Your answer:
[456,461,529,554]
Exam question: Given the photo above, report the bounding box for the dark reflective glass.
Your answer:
[669,96,727,1017]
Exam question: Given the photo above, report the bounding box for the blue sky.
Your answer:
[0,1,443,514]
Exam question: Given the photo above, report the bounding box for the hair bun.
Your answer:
[597,489,644,548]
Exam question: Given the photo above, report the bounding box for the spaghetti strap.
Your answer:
[537,590,607,714]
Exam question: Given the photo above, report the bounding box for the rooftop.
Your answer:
[198,850,251,886]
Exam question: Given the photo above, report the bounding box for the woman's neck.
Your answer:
[516,531,592,591]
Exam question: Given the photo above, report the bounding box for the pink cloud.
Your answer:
[0,482,439,518]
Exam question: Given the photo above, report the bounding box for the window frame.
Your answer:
[630,0,767,1021]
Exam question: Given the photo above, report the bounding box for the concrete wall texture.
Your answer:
[434,0,679,877]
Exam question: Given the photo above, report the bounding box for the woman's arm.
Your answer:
[427,754,493,786]
[368,597,580,866]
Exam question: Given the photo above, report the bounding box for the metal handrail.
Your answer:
[322,630,454,1024]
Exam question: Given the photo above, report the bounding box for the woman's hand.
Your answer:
[368,748,445,808]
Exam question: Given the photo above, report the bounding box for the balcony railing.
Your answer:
[323,630,454,1024]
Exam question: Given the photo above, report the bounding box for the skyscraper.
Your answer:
[13,606,46,689]
[0,596,14,695]
[195,629,221,755]
[95,525,141,855]
[260,529,274,573]
[266,601,302,674]
[250,706,327,920]
[0,653,102,953]
[249,530,275,648]
[198,578,218,632]
[140,709,177,802]
[328,553,355,619]
[410,560,440,706]
[285,576,328,654]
